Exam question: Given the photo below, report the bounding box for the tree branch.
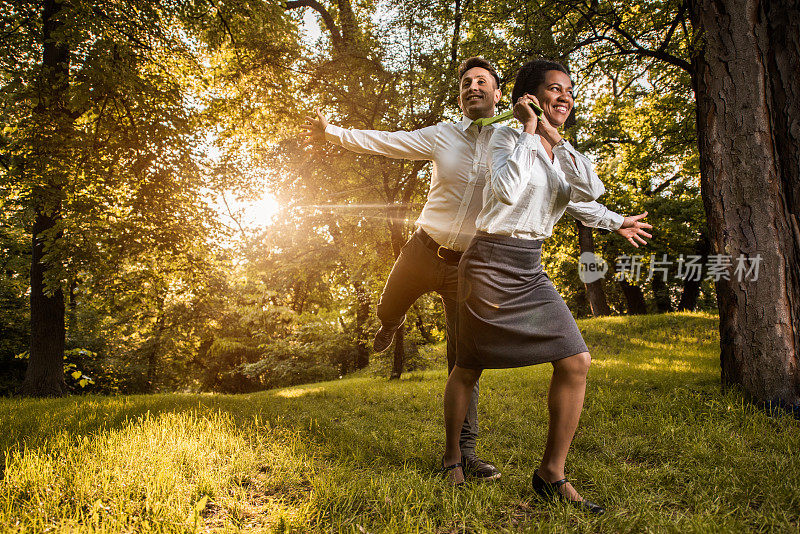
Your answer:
[334,0,359,47]
[649,172,683,196]
[450,0,462,65]
[208,0,243,65]
[560,0,693,73]
[284,0,344,52]
[658,0,688,54]
[220,190,249,240]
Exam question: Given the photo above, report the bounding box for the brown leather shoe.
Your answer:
[463,455,501,481]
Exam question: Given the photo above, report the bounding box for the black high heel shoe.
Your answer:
[532,469,605,515]
[441,458,465,486]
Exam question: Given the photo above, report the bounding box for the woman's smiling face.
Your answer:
[534,70,574,127]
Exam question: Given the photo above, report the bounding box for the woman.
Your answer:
[441,59,606,514]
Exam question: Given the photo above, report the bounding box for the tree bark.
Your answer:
[291,279,307,314]
[566,57,611,317]
[689,0,800,405]
[651,274,673,313]
[413,303,437,344]
[385,209,409,378]
[146,309,165,393]
[390,324,405,379]
[67,278,78,342]
[577,221,612,316]
[619,280,648,315]
[353,280,370,369]
[22,208,66,397]
[21,0,71,397]
[677,231,710,311]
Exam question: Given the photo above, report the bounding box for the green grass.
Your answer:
[1,312,798,533]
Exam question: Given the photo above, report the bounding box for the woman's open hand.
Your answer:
[615,212,653,248]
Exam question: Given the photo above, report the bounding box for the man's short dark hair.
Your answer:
[511,59,570,104]
[458,57,501,88]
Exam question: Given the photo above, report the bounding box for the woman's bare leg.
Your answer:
[443,365,483,467]
[537,351,591,500]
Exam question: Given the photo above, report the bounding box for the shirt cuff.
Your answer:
[608,211,625,230]
[517,131,538,150]
[324,124,343,144]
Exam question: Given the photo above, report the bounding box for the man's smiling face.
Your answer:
[458,67,501,120]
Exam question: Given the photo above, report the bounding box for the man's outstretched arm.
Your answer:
[301,108,437,161]
[566,202,653,248]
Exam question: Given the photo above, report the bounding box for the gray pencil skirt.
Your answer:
[456,231,589,369]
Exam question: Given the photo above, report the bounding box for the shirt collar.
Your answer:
[534,134,562,169]
[458,115,500,132]
[457,115,474,131]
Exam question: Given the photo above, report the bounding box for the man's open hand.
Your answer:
[615,211,653,247]
[300,108,329,144]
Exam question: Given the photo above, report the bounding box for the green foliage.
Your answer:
[584,63,708,312]
[531,43,710,315]
[238,314,353,391]
[1,0,717,394]
[0,208,29,394]
[10,349,100,394]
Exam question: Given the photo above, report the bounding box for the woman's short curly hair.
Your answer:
[511,59,570,104]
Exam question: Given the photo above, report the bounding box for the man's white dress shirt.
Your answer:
[325,118,623,251]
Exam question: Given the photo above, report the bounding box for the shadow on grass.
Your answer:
[2,313,719,455]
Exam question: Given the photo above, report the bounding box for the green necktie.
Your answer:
[473,103,543,127]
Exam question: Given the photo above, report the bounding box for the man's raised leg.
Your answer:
[374,231,439,352]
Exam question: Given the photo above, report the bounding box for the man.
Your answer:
[302,57,651,480]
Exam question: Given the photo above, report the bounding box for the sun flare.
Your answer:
[246,193,280,225]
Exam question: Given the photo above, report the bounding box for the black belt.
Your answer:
[417,229,463,264]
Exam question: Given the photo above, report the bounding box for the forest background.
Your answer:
[0,0,782,397]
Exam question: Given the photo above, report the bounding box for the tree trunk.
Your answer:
[676,277,701,312]
[353,280,370,369]
[291,279,307,314]
[689,0,800,405]
[677,232,710,311]
[325,219,371,371]
[21,208,66,397]
[20,0,71,397]
[413,303,437,344]
[67,278,78,342]
[651,274,673,313]
[577,221,612,316]
[567,57,611,318]
[619,280,648,315]
[390,324,405,379]
[386,215,408,378]
[147,308,166,393]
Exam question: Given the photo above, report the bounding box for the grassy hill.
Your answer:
[1,313,798,533]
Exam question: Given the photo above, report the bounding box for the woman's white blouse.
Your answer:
[475,126,606,240]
